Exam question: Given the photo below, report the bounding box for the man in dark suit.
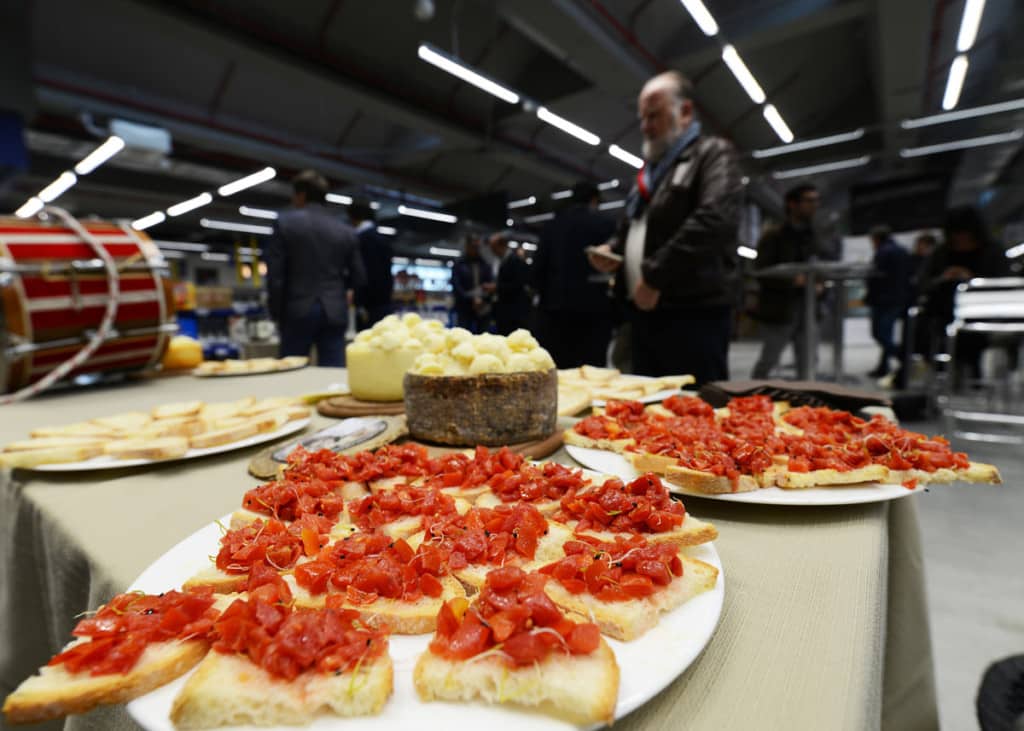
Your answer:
[487,232,531,335]
[751,183,822,379]
[866,224,913,378]
[264,170,365,367]
[589,71,742,385]
[533,181,616,367]
[349,199,394,330]
[451,234,494,333]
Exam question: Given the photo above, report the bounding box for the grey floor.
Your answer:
[728,335,1024,731]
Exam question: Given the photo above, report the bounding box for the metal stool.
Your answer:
[939,277,1024,444]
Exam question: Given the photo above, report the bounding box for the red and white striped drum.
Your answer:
[0,216,176,393]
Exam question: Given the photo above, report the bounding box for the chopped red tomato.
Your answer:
[50,588,219,676]
[554,473,686,534]
[211,596,388,680]
[421,503,549,568]
[348,485,457,532]
[429,567,600,666]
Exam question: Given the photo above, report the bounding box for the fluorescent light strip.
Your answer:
[429,246,462,257]
[598,200,626,210]
[899,129,1024,158]
[508,196,536,209]
[521,243,538,251]
[679,0,719,36]
[762,104,794,143]
[772,155,871,180]
[957,0,986,52]
[74,136,125,175]
[239,205,278,220]
[753,128,865,158]
[38,171,77,203]
[902,97,1024,129]
[392,257,410,265]
[551,189,573,200]
[397,204,457,223]
[152,240,209,252]
[326,193,353,205]
[166,192,213,217]
[417,43,520,105]
[737,245,758,260]
[942,55,969,111]
[524,212,555,224]
[721,45,766,104]
[1005,242,1024,259]
[14,197,44,218]
[200,218,275,235]
[217,167,276,197]
[415,258,443,267]
[132,211,166,230]
[608,144,643,169]
[598,179,620,190]
[377,226,397,236]
[200,252,231,262]
[536,106,601,146]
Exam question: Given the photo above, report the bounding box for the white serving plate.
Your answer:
[126,514,724,731]
[566,445,926,506]
[31,419,310,472]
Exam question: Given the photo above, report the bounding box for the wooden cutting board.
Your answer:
[316,395,405,417]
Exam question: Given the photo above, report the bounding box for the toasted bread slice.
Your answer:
[579,365,620,383]
[197,399,253,422]
[568,513,718,548]
[240,397,298,417]
[886,461,1001,486]
[2,639,208,724]
[542,554,719,641]
[249,408,291,434]
[170,649,392,729]
[286,575,465,634]
[0,443,104,468]
[103,437,189,462]
[558,386,592,417]
[628,452,760,494]
[413,636,619,724]
[563,428,634,454]
[279,356,309,369]
[773,463,890,489]
[153,401,203,420]
[136,417,205,439]
[90,412,152,432]
[285,405,312,421]
[3,436,105,452]
[29,422,117,439]
[188,422,259,449]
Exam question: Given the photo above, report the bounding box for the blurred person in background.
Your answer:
[533,180,616,367]
[922,207,1012,383]
[451,233,493,333]
[865,224,913,378]
[265,169,365,367]
[350,198,394,330]
[893,232,940,388]
[487,232,531,335]
[588,70,742,385]
[750,183,822,380]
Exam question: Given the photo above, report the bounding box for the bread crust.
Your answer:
[563,428,634,453]
[3,639,208,724]
[413,637,619,724]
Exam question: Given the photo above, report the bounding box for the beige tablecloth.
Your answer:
[0,368,938,730]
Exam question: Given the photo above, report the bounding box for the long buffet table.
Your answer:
[0,368,938,731]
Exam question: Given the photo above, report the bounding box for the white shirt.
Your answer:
[355,220,374,234]
[624,213,648,299]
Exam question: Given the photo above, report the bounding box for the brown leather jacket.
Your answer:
[610,134,743,310]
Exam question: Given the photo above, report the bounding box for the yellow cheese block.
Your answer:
[345,341,423,401]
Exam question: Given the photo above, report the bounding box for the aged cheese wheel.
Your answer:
[403,369,557,446]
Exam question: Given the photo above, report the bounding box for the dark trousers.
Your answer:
[279,300,346,367]
[538,310,613,368]
[870,305,903,367]
[357,303,393,331]
[630,305,731,386]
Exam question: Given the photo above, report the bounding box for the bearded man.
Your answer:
[588,71,742,385]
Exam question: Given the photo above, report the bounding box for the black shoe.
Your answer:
[868,365,889,378]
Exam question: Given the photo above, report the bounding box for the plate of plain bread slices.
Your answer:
[0,397,312,471]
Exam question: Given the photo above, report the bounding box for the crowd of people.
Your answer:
[262,68,1015,389]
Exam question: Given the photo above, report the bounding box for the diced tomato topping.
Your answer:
[553,473,685,534]
[211,597,388,681]
[429,567,600,667]
[49,588,219,676]
[348,486,457,533]
[420,503,549,568]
